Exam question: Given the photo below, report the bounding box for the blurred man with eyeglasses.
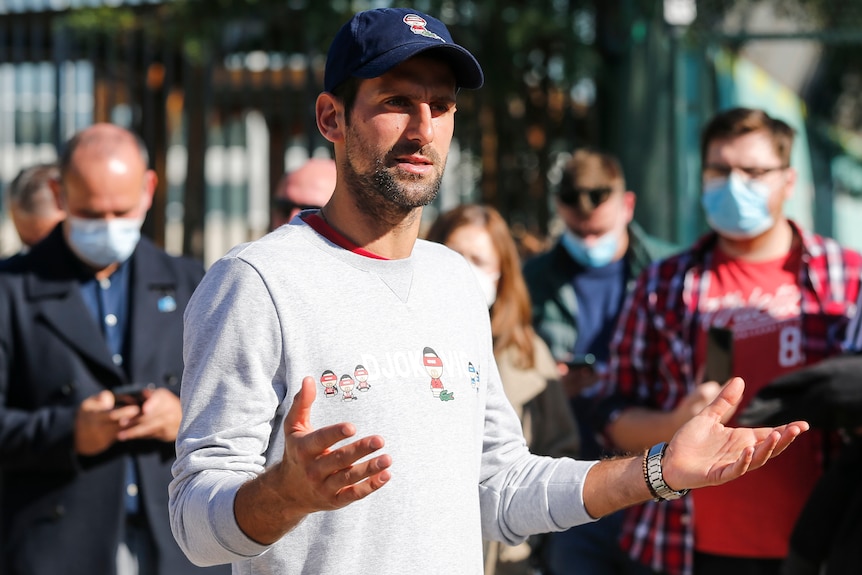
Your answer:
[523,147,677,575]
[592,107,862,575]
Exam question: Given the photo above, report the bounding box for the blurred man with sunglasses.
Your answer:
[269,157,337,231]
[523,147,677,575]
[593,107,862,575]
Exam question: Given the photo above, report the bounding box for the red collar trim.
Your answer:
[302,212,389,260]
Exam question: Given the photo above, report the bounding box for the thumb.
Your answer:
[701,376,745,422]
[94,389,117,410]
[285,376,317,434]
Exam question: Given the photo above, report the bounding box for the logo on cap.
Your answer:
[403,14,445,42]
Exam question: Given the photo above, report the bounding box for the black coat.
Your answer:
[740,355,862,575]
[0,226,229,575]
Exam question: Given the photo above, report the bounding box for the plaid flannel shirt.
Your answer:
[843,285,862,351]
[595,221,862,575]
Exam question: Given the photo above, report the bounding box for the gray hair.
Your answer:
[7,163,60,215]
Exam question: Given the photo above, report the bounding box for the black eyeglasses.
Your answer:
[557,186,614,211]
[702,164,788,182]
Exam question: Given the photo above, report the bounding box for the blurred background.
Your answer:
[3,0,862,266]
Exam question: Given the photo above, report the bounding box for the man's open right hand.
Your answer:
[234,376,392,545]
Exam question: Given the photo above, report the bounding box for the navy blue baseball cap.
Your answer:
[324,8,484,93]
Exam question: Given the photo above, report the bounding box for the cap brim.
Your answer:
[353,42,484,90]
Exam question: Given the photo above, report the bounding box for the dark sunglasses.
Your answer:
[271,198,321,215]
[557,186,614,211]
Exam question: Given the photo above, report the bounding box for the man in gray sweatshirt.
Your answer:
[168,7,809,575]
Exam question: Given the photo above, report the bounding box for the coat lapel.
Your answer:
[25,230,123,379]
[126,238,179,381]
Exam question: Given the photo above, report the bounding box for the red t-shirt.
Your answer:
[692,246,822,558]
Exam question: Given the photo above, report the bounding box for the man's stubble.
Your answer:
[341,123,446,223]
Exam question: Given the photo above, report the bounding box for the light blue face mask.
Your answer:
[701,173,775,239]
[561,228,619,268]
[67,215,143,268]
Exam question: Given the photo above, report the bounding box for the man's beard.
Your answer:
[343,128,445,218]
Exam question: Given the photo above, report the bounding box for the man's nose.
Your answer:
[406,103,434,146]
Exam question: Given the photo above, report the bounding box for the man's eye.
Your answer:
[704,166,731,178]
[742,168,768,178]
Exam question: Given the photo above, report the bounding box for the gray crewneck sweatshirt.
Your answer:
[169,216,596,574]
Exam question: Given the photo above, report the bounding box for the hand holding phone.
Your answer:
[111,383,155,407]
[565,353,596,371]
[560,354,598,398]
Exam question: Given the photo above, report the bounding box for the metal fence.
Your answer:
[6,0,862,262]
[0,0,362,265]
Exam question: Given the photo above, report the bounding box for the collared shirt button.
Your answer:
[99,278,111,290]
[112,354,123,366]
[126,483,138,497]
[105,314,118,327]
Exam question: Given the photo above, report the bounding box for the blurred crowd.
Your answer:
[0,8,860,575]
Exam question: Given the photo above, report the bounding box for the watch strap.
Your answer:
[644,442,690,501]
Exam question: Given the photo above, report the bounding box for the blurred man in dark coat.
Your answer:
[0,124,229,575]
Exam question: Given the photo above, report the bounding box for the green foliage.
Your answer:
[62,6,138,34]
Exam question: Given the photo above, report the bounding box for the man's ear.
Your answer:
[623,190,636,224]
[781,167,797,201]
[49,176,64,211]
[140,169,157,212]
[316,93,345,144]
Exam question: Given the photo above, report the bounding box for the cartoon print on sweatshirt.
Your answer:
[468,362,479,393]
[339,374,358,401]
[354,364,371,392]
[422,346,453,401]
[321,370,339,398]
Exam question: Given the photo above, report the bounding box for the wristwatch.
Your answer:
[643,442,690,501]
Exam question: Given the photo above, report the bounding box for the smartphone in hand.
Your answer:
[565,353,596,371]
[111,383,155,407]
[704,327,733,384]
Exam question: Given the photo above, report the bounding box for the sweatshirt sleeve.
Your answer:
[169,254,284,566]
[477,359,597,545]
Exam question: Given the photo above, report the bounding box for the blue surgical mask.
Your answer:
[701,173,775,239]
[67,215,143,268]
[561,228,619,268]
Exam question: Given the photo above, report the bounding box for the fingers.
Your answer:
[109,404,141,424]
[767,421,808,458]
[724,445,755,480]
[284,376,360,457]
[117,419,158,441]
[305,432,387,479]
[330,454,392,506]
[80,389,115,411]
[700,376,745,422]
[285,376,319,435]
[115,409,170,440]
[137,386,159,412]
[744,421,807,472]
[556,362,569,377]
[275,374,392,514]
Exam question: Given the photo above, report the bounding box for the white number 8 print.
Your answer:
[778,325,803,367]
